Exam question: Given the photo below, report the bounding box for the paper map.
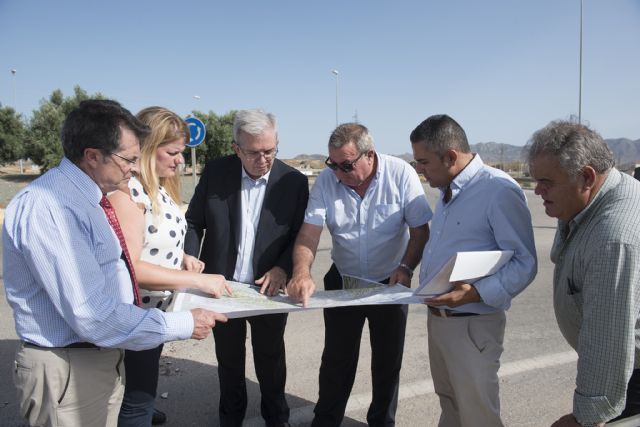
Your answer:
[167,275,422,318]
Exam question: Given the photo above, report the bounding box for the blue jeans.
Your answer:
[118,345,163,427]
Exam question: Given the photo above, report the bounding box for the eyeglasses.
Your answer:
[325,152,365,173]
[236,145,278,161]
[110,151,139,165]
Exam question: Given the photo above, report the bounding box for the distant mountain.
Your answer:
[294,154,325,161]
[393,153,414,163]
[605,138,640,164]
[296,137,640,166]
[466,138,640,164]
[469,142,524,163]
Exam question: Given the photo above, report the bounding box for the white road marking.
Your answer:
[244,351,577,426]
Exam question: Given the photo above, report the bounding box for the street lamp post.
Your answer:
[11,69,23,174]
[331,69,339,127]
[11,69,16,108]
[578,0,583,124]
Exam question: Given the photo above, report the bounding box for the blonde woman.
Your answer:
[110,106,230,426]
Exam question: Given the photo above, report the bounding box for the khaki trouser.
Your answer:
[14,342,125,427]
[427,310,506,427]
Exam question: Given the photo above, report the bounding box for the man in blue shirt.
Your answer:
[288,123,432,426]
[410,114,537,427]
[3,99,226,427]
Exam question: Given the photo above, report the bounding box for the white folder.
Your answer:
[414,250,514,296]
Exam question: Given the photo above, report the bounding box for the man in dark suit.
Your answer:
[184,109,309,427]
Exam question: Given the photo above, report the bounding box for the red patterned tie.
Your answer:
[100,195,142,306]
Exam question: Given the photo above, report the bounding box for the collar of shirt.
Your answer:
[559,168,620,238]
[241,166,271,185]
[58,157,104,206]
[441,154,483,202]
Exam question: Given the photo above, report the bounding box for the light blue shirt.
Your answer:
[233,167,270,283]
[419,155,537,313]
[2,158,194,350]
[305,153,432,281]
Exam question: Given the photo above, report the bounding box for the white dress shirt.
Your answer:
[233,167,270,283]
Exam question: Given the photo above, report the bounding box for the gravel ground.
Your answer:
[0,173,38,209]
[0,170,199,208]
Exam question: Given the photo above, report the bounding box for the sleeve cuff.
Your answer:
[472,276,511,310]
[574,392,615,425]
[303,215,324,227]
[162,310,195,341]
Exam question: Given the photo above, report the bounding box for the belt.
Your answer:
[24,341,99,349]
[428,306,479,318]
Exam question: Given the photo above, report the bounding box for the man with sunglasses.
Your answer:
[3,99,226,427]
[185,109,309,427]
[288,123,431,426]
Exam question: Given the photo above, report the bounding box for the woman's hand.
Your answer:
[182,254,205,273]
[197,274,233,298]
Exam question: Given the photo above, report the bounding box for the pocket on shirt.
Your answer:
[372,203,403,234]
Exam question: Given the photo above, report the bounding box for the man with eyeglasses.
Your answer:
[288,123,431,426]
[3,99,226,427]
[185,109,309,427]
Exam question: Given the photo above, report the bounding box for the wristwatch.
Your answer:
[398,263,414,278]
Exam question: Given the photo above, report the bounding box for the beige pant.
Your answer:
[427,310,506,427]
[14,343,125,427]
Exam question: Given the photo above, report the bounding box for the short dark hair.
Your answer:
[61,99,150,163]
[410,114,470,155]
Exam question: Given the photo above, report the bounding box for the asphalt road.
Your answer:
[0,185,584,426]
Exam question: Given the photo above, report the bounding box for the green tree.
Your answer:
[25,86,102,173]
[185,110,236,167]
[0,106,26,165]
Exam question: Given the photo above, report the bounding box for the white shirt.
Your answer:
[233,167,270,283]
[305,153,432,281]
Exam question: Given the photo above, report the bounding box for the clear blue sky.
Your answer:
[1,0,638,158]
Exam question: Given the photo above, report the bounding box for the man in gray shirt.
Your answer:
[527,120,640,427]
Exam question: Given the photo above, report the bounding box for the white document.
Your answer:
[414,250,514,296]
[167,277,423,318]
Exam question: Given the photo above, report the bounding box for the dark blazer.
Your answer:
[184,155,309,279]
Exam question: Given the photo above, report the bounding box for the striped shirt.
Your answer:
[551,168,640,424]
[2,158,193,351]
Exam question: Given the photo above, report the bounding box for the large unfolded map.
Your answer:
[167,276,423,318]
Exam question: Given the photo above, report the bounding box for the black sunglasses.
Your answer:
[325,152,365,173]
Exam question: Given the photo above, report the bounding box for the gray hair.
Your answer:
[526,120,614,176]
[328,123,374,153]
[233,109,278,144]
[409,114,470,156]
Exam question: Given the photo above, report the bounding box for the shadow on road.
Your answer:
[0,175,38,184]
[0,339,362,427]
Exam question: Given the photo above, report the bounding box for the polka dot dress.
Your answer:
[128,176,187,310]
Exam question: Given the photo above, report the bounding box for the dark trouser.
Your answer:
[118,344,163,427]
[312,264,408,427]
[213,312,289,427]
[611,368,640,422]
